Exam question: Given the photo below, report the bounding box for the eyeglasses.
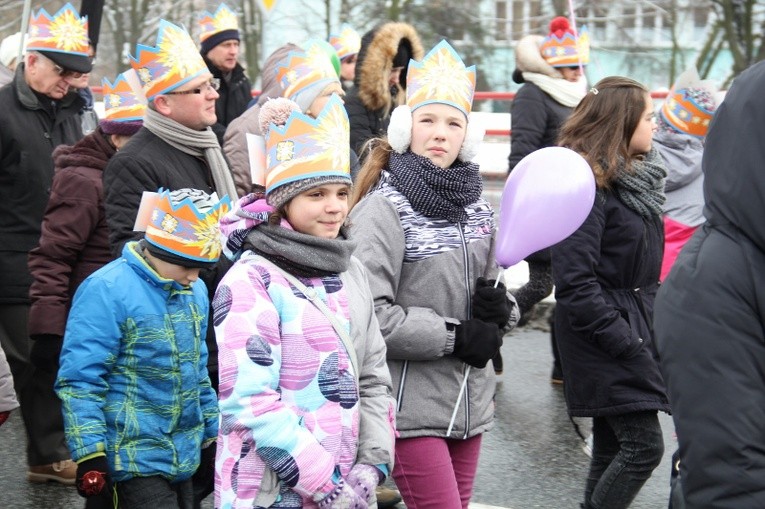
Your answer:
[164,78,220,96]
[37,52,84,79]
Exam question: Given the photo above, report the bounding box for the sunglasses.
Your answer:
[37,52,85,79]
[163,78,221,95]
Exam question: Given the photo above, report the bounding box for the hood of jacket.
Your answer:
[354,22,424,112]
[257,43,300,107]
[220,193,285,260]
[702,60,765,252]
[514,34,564,81]
[53,127,116,173]
[653,130,704,193]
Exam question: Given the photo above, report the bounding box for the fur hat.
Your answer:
[387,40,484,162]
[259,95,351,209]
[540,16,589,68]
[658,67,718,138]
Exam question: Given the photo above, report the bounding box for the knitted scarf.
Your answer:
[522,72,587,107]
[613,148,667,218]
[386,151,483,223]
[244,224,357,278]
[143,107,238,201]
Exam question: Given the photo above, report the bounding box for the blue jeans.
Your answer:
[584,411,664,509]
[116,476,194,509]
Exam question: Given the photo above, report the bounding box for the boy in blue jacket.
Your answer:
[56,188,230,508]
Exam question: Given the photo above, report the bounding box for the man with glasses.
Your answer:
[0,4,92,485]
[102,20,237,506]
[198,3,252,145]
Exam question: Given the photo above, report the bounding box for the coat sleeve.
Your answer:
[55,277,122,461]
[349,259,395,472]
[193,284,218,443]
[28,170,103,337]
[350,194,456,361]
[508,85,548,171]
[103,155,159,257]
[214,261,336,499]
[551,195,639,359]
[346,96,377,156]
[223,106,260,198]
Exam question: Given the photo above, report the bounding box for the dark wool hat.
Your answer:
[39,49,92,73]
[200,29,240,56]
[141,240,215,269]
[99,119,142,136]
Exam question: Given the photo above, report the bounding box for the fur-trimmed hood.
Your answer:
[514,34,563,81]
[354,22,424,112]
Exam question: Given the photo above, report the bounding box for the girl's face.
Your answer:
[629,94,657,155]
[410,103,467,169]
[284,183,350,239]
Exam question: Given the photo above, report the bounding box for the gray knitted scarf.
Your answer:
[613,147,667,218]
[244,223,357,278]
[143,107,238,201]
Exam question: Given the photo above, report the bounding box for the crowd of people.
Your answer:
[1,2,764,509]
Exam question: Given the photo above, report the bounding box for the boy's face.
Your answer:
[151,256,201,286]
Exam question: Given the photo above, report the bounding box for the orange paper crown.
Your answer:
[102,69,147,122]
[264,94,350,195]
[143,189,232,264]
[328,25,361,60]
[26,2,89,57]
[660,68,716,138]
[406,40,476,117]
[540,17,590,68]
[275,40,339,100]
[130,20,208,100]
[198,3,239,43]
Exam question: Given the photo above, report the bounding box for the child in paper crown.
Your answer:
[213,94,395,509]
[55,188,229,508]
[653,67,717,281]
[349,40,519,509]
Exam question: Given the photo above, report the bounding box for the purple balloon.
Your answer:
[496,147,596,268]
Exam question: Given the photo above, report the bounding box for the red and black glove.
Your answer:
[76,456,111,498]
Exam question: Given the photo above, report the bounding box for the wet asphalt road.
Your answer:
[0,324,674,508]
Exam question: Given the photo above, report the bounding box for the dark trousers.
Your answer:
[585,411,664,509]
[116,476,194,509]
[0,304,69,465]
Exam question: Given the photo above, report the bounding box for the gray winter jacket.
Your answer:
[654,130,705,227]
[350,176,519,439]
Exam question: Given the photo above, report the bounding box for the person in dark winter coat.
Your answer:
[654,60,765,509]
[344,22,423,157]
[27,69,146,404]
[507,16,589,379]
[552,76,670,509]
[0,3,91,485]
[198,3,252,145]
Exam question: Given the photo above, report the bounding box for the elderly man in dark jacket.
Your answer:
[198,3,252,145]
[655,60,765,508]
[0,4,91,484]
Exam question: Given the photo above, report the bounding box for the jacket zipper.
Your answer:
[457,223,471,437]
[396,360,408,412]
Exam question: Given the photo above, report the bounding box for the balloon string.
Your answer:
[567,0,585,72]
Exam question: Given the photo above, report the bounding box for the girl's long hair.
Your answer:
[350,137,394,209]
[557,76,650,188]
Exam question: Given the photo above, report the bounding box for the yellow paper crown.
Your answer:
[26,2,89,56]
[102,69,147,122]
[263,94,350,195]
[540,19,590,68]
[144,188,232,264]
[406,40,476,117]
[130,20,208,100]
[198,3,239,43]
[275,40,339,100]
[660,68,717,138]
[328,25,361,60]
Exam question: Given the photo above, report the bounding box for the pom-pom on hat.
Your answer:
[130,19,209,100]
[540,16,590,68]
[140,188,232,268]
[198,3,240,55]
[328,25,361,61]
[659,67,717,138]
[100,69,147,136]
[26,3,92,73]
[274,40,340,111]
[259,94,352,209]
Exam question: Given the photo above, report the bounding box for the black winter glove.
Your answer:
[29,334,63,374]
[472,277,513,328]
[452,319,503,368]
[76,456,112,498]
